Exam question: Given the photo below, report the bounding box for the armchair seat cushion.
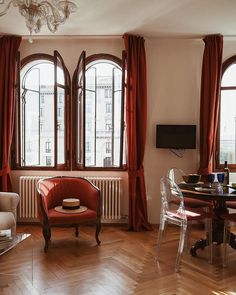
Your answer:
[0,212,15,230]
[48,208,97,225]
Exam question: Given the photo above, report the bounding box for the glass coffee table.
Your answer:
[0,230,30,256]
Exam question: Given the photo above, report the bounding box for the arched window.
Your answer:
[216,55,236,170]
[14,52,70,169]
[73,53,126,169]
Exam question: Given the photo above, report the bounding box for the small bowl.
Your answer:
[182,174,200,184]
[231,183,236,188]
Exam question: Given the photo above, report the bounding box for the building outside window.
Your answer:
[59,93,63,103]
[86,142,91,152]
[40,108,44,117]
[46,156,52,166]
[58,107,62,117]
[103,157,112,167]
[106,142,112,153]
[104,88,112,98]
[45,140,51,153]
[106,103,112,113]
[105,120,112,131]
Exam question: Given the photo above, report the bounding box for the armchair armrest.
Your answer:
[0,192,20,219]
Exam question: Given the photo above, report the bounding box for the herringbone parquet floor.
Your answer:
[0,224,236,295]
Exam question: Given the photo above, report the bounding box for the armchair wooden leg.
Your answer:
[43,224,51,253]
[95,220,101,245]
[75,225,79,237]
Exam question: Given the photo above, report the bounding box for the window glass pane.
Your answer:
[85,61,122,168]
[57,87,65,164]
[21,61,55,167]
[57,66,65,85]
[86,67,96,91]
[76,59,85,165]
[85,90,96,166]
[113,68,122,166]
[85,67,96,166]
[40,83,54,167]
[222,64,236,87]
[23,68,40,92]
[219,90,236,164]
[23,90,39,166]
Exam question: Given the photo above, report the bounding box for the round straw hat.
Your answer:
[54,198,88,214]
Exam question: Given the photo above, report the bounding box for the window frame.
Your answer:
[215,55,236,172]
[72,53,126,171]
[12,53,71,170]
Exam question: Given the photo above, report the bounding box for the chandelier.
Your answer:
[0,0,78,35]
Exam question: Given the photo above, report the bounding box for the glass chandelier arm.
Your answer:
[46,15,58,33]
[58,1,78,18]
[40,1,65,33]
[0,0,13,17]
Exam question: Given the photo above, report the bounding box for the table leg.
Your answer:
[190,199,228,257]
[190,238,208,256]
[229,232,236,249]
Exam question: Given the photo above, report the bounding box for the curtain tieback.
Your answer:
[129,167,144,178]
[0,166,10,176]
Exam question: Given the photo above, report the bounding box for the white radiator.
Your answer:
[85,177,121,221]
[18,176,123,223]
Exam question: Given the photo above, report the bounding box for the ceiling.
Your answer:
[0,0,236,38]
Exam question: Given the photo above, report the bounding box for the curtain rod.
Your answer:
[22,35,123,40]
[21,34,236,41]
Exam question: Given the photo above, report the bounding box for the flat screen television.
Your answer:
[156,124,196,149]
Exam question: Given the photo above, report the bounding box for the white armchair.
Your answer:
[0,192,20,236]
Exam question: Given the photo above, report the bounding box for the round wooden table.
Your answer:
[179,184,236,257]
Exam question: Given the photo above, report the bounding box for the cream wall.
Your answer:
[144,38,204,223]
[11,36,236,224]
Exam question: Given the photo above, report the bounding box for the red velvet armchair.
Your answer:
[37,177,102,252]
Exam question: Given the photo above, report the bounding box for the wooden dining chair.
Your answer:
[225,201,236,210]
[156,176,213,272]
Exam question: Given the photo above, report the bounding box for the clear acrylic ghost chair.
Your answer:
[167,168,213,210]
[156,176,212,272]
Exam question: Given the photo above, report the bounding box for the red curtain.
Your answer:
[123,33,151,231]
[198,34,223,175]
[0,35,21,191]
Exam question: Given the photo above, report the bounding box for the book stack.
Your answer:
[0,232,13,251]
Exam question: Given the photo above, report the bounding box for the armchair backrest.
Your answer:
[0,192,20,219]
